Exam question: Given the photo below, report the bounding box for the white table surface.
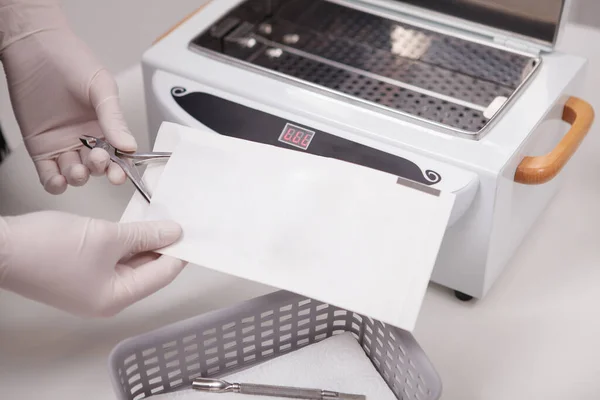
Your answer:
[1,23,600,400]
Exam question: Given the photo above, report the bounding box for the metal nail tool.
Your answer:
[192,377,366,400]
[79,135,171,203]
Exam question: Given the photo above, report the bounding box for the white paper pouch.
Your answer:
[121,122,455,331]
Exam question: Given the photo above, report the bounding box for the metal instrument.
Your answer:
[192,377,366,400]
[79,135,171,202]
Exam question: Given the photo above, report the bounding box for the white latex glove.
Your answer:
[0,0,135,194]
[0,211,186,317]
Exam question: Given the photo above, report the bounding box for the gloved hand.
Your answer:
[0,211,186,317]
[0,0,135,194]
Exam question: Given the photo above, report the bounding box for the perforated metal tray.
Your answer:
[108,291,442,400]
[190,0,541,139]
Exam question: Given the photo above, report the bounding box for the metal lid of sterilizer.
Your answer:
[372,0,569,50]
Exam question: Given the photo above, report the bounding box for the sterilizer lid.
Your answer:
[367,0,569,50]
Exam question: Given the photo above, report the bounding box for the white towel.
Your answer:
[149,333,397,399]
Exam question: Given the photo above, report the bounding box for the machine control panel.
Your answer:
[170,87,443,187]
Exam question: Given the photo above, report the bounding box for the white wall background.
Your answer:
[570,0,600,27]
[60,0,202,74]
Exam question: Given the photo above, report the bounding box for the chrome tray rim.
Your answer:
[188,42,542,140]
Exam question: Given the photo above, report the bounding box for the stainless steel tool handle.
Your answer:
[192,377,366,399]
[115,150,172,165]
[239,383,323,399]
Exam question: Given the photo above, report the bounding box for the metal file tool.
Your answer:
[192,377,366,399]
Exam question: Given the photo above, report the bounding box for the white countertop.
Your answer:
[1,23,600,400]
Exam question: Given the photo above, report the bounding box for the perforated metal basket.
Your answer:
[190,0,540,139]
[108,291,442,400]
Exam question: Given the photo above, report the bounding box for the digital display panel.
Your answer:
[278,123,315,150]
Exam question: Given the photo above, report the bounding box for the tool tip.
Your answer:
[192,378,234,393]
[79,135,97,149]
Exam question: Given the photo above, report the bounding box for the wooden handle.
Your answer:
[153,1,212,44]
[515,96,594,185]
